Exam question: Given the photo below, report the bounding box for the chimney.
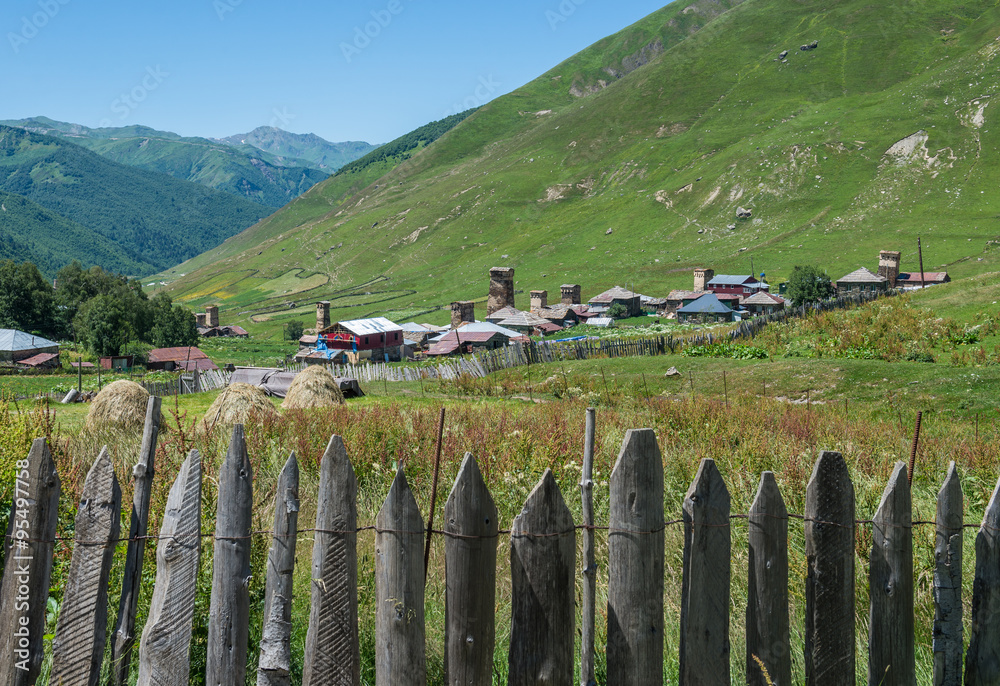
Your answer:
[316,301,331,333]
[560,284,581,305]
[450,301,476,329]
[487,267,515,315]
[530,290,548,311]
[205,305,219,328]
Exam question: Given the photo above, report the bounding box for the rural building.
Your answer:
[705,275,770,297]
[836,267,888,294]
[534,305,582,327]
[560,284,582,305]
[0,329,59,363]
[450,301,476,329]
[316,301,331,333]
[743,291,786,316]
[877,250,901,287]
[675,293,735,324]
[588,286,642,317]
[666,290,707,314]
[194,305,220,328]
[496,310,551,335]
[199,325,249,339]
[319,317,405,362]
[529,290,548,310]
[17,352,60,369]
[896,271,950,287]
[399,322,435,348]
[487,267,515,315]
[148,346,218,372]
[99,355,137,371]
[693,268,715,292]
[585,317,614,328]
[426,330,510,356]
[640,295,668,314]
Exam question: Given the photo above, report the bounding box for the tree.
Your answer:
[786,265,834,307]
[607,302,628,319]
[149,295,198,348]
[74,294,131,357]
[285,320,304,341]
[0,260,56,337]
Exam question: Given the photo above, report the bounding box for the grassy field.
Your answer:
[149,0,1000,342]
[4,281,999,684]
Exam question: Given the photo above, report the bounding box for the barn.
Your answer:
[319,317,405,362]
[0,329,59,363]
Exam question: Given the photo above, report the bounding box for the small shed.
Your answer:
[743,291,786,316]
[17,352,60,369]
[896,272,950,287]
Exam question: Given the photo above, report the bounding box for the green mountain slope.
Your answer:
[1,117,332,207]
[0,191,149,277]
[214,126,378,171]
[0,125,273,276]
[158,0,1000,335]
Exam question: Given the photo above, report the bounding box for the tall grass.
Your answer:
[26,391,999,684]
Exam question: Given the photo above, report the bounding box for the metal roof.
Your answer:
[18,352,59,366]
[707,275,755,286]
[148,347,211,363]
[589,286,639,303]
[836,267,885,283]
[334,317,402,335]
[432,321,522,341]
[0,329,59,352]
[399,322,432,332]
[897,272,949,282]
[676,293,734,314]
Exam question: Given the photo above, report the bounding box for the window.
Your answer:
[364,336,369,345]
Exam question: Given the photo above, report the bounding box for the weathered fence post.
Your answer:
[207,425,254,686]
[868,461,914,685]
[376,467,425,686]
[580,407,597,686]
[747,471,791,686]
[680,458,731,685]
[110,396,161,686]
[50,448,122,686]
[933,462,963,686]
[804,450,855,685]
[0,438,60,686]
[606,429,664,685]
[965,473,1000,684]
[136,449,202,686]
[256,453,300,686]
[508,469,575,686]
[445,453,498,685]
[302,435,360,686]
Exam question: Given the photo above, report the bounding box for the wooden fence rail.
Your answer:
[6,399,992,684]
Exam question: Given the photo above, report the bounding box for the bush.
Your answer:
[606,303,628,319]
[682,343,769,359]
[904,350,935,363]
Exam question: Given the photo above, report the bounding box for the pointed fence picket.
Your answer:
[6,400,1000,684]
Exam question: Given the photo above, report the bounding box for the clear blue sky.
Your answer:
[1,0,669,144]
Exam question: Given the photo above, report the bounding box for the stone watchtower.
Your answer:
[195,313,207,327]
[316,301,331,333]
[878,251,901,288]
[561,284,581,305]
[450,301,475,329]
[487,267,515,315]
[529,290,548,311]
[693,268,715,292]
[205,305,220,328]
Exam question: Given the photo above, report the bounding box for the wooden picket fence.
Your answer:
[5,394,990,685]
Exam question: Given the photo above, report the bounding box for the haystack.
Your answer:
[84,380,150,432]
[204,383,278,430]
[282,365,345,409]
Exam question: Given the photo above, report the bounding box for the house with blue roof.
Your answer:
[675,293,735,324]
[0,329,59,363]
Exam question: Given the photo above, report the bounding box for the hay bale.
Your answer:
[282,365,345,410]
[84,380,150,432]
[205,383,278,430]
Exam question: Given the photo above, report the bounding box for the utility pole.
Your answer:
[917,237,926,289]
